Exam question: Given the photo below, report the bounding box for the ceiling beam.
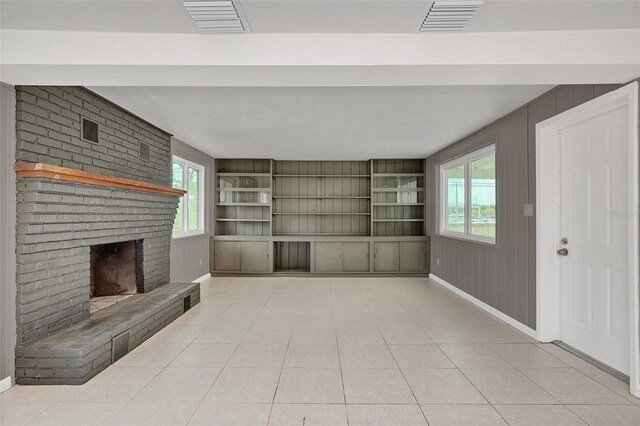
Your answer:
[1,29,639,86]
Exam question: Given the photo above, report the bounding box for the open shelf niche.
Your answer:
[372,159,426,236]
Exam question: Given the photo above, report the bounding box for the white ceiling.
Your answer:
[1,0,638,34]
[89,85,552,160]
[3,1,636,160]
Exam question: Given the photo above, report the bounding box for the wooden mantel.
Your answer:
[15,163,186,197]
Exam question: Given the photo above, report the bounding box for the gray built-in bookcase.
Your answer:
[212,159,429,275]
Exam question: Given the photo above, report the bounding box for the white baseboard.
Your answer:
[0,376,12,394]
[193,273,211,283]
[429,274,538,340]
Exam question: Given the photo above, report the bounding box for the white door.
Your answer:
[559,104,630,374]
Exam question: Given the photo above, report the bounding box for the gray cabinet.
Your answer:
[241,241,270,272]
[342,242,370,272]
[400,241,427,272]
[374,242,400,272]
[214,241,241,271]
[214,241,269,272]
[314,241,370,273]
[314,242,343,273]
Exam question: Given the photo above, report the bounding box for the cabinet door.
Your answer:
[400,241,427,272]
[342,242,370,272]
[374,242,400,272]
[214,241,241,271]
[241,241,270,272]
[314,242,343,273]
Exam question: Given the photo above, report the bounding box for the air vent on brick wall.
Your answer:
[139,142,150,161]
[420,1,483,32]
[184,0,246,34]
[81,117,99,143]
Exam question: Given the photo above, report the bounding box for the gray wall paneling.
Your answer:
[170,235,210,281]
[1,83,17,385]
[170,137,214,282]
[427,83,626,330]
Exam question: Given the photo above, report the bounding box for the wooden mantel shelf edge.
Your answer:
[14,163,186,197]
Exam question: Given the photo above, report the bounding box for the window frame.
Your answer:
[439,144,496,245]
[172,155,205,239]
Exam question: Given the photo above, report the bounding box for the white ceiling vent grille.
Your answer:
[184,0,245,34]
[420,1,483,32]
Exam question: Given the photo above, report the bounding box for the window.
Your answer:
[172,156,205,238]
[440,144,496,244]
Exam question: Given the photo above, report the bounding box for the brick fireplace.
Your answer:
[13,86,200,384]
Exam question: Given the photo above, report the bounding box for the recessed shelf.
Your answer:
[373,203,424,206]
[216,218,271,223]
[372,188,424,192]
[372,219,424,222]
[217,173,271,177]
[273,174,370,178]
[372,173,424,177]
[274,233,371,236]
[218,203,271,207]
[216,188,271,192]
[273,196,371,199]
[273,212,370,216]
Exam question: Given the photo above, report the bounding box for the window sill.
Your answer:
[436,232,497,248]
[172,231,207,241]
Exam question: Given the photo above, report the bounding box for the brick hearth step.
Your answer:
[15,282,200,385]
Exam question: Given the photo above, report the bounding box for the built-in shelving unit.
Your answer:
[371,159,425,237]
[212,158,429,275]
[215,159,272,236]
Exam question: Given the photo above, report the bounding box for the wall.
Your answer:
[15,86,178,346]
[427,83,622,330]
[16,86,171,186]
[0,83,17,388]
[170,137,214,282]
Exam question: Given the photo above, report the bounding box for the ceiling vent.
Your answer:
[184,0,246,34]
[420,1,483,32]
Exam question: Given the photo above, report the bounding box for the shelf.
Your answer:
[273,212,370,216]
[275,233,371,236]
[218,203,271,207]
[372,188,424,192]
[273,196,371,199]
[217,173,271,177]
[273,174,370,178]
[373,203,424,206]
[372,173,424,177]
[216,218,271,222]
[216,188,271,192]
[373,219,424,222]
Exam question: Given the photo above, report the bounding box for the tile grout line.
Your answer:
[372,292,429,425]
[333,284,350,426]
[184,291,269,425]
[265,289,291,426]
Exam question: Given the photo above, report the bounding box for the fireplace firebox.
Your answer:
[90,240,144,297]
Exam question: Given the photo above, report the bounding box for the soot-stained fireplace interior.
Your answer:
[90,240,144,298]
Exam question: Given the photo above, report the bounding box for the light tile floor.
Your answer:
[2,276,640,425]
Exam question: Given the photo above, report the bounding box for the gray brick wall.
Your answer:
[15,86,171,186]
[15,86,178,347]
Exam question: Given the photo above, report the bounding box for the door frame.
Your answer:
[536,82,639,396]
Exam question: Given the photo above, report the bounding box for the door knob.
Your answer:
[557,248,569,256]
